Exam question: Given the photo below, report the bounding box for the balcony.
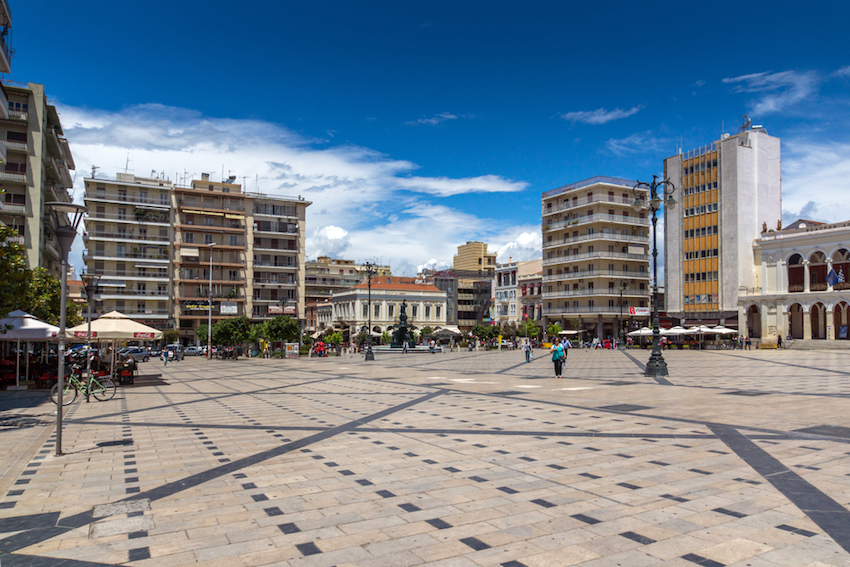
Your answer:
[83,250,169,262]
[544,213,649,232]
[0,85,7,119]
[85,230,171,243]
[86,269,171,281]
[96,289,170,299]
[53,158,73,188]
[543,289,648,300]
[253,261,298,270]
[543,251,649,266]
[2,202,25,215]
[254,278,296,286]
[0,171,25,182]
[543,232,650,249]
[543,194,645,216]
[178,198,245,212]
[109,309,171,319]
[543,270,650,281]
[542,306,633,315]
[0,139,26,153]
[7,109,26,121]
[44,240,61,259]
[253,243,297,252]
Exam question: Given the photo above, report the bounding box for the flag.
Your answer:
[840,268,846,283]
[826,269,839,287]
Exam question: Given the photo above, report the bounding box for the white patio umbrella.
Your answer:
[558,330,581,335]
[65,311,163,378]
[0,310,59,389]
[627,327,654,336]
[684,325,715,335]
[663,326,689,336]
[710,325,738,334]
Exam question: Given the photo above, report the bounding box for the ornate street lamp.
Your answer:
[80,272,100,403]
[362,261,378,361]
[631,176,675,377]
[46,201,87,456]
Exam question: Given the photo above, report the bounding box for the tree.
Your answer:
[471,324,499,341]
[381,330,391,345]
[326,331,343,345]
[420,326,433,336]
[518,320,540,338]
[196,324,210,344]
[23,267,82,327]
[265,315,300,344]
[215,317,252,346]
[248,322,266,346]
[567,317,581,330]
[547,322,563,338]
[0,225,29,320]
[163,329,181,344]
[301,333,314,346]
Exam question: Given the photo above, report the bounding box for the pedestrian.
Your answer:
[550,338,565,379]
[777,335,783,349]
[162,349,168,367]
[522,341,531,363]
[402,341,408,354]
[745,336,752,350]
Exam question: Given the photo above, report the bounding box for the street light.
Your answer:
[632,175,675,377]
[46,201,87,456]
[361,261,378,361]
[616,279,629,350]
[207,242,214,359]
[80,272,100,403]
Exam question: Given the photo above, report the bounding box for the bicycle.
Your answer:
[50,365,116,406]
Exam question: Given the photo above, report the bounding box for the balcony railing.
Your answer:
[543,270,649,281]
[0,171,25,182]
[87,211,171,224]
[2,202,25,214]
[7,110,27,121]
[543,233,650,249]
[108,309,171,316]
[178,199,245,212]
[96,289,170,297]
[544,213,649,232]
[253,261,298,268]
[254,278,296,285]
[543,251,648,266]
[542,306,635,315]
[83,250,169,261]
[1,140,26,152]
[543,194,643,215]
[88,269,170,279]
[543,289,648,299]
[85,230,171,243]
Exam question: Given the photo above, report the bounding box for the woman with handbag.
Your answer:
[550,338,565,379]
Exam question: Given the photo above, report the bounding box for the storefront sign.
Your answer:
[133,332,154,339]
[74,331,97,338]
[268,305,283,315]
[629,307,650,316]
[183,301,211,311]
[221,302,238,315]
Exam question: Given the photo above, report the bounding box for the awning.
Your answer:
[180,248,200,257]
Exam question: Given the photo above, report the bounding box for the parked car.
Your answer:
[124,347,150,362]
[149,347,162,357]
[165,344,184,360]
[184,346,201,356]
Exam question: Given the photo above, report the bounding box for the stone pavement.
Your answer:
[2,348,850,566]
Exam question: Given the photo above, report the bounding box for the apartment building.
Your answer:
[494,259,542,325]
[664,125,782,327]
[453,241,497,274]
[83,174,174,329]
[0,82,76,275]
[518,264,543,324]
[541,176,651,340]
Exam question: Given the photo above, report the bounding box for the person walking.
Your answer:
[162,349,168,367]
[523,341,531,363]
[402,341,408,354]
[745,336,752,350]
[777,335,783,349]
[550,338,565,378]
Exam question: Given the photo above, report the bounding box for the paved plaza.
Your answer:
[2,348,850,566]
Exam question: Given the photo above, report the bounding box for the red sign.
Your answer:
[133,332,155,339]
[268,305,284,314]
[629,307,650,316]
[74,331,96,338]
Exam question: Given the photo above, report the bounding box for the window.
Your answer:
[436,306,441,318]
[374,304,380,318]
[160,193,169,205]
[230,235,238,246]
[412,305,418,317]
[139,191,148,203]
[96,187,106,199]
[184,233,194,244]
[388,304,394,318]
[204,217,215,226]
[204,234,214,245]
[118,208,126,220]
[362,304,368,317]
[425,305,431,318]
[118,189,127,201]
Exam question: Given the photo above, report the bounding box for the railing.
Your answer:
[87,192,170,206]
[811,283,828,291]
[6,235,24,245]
[253,261,298,268]
[178,199,245,212]
[543,176,639,199]
[85,231,171,242]
[543,251,648,265]
[254,278,296,285]
[544,213,649,232]
[1,140,26,152]
[254,226,299,235]
[788,284,805,292]
[83,251,169,260]
[7,110,27,121]
[89,270,170,279]
[543,233,649,248]
[542,289,648,299]
[542,306,631,315]
[253,244,298,252]
[97,289,170,297]
[0,171,25,182]
[178,275,245,282]
[3,203,25,214]
[543,270,649,281]
[87,211,171,224]
[112,309,171,316]
[543,195,643,215]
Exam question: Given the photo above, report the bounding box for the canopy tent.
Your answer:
[627,327,654,337]
[432,325,462,335]
[65,311,163,379]
[662,326,689,336]
[0,310,60,389]
[558,330,581,335]
[684,325,716,335]
[710,325,738,335]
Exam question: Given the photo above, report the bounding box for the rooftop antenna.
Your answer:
[242,176,248,189]
[256,174,259,191]
[123,154,132,173]
[91,165,99,179]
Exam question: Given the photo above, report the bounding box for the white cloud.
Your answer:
[560,106,641,125]
[308,225,350,259]
[832,66,850,78]
[59,103,533,275]
[605,132,669,156]
[417,258,451,273]
[404,112,460,126]
[495,230,542,263]
[722,70,818,115]
[781,140,850,224]
[395,174,527,197]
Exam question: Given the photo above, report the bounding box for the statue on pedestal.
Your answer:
[391,300,415,348]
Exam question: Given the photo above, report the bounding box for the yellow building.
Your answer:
[453,241,496,274]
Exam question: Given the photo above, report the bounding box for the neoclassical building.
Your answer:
[738,219,850,343]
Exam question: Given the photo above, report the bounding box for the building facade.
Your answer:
[330,279,447,339]
[494,259,542,326]
[453,241,496,274]
[518,265,543,325]
[738,219,850,343]
[82,172,310,342]
[664,126,782,327]
[304,256,390,311]
[1,82,76,276]
[541,176,651,340]
[83,173,174,330]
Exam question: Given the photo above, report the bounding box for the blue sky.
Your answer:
[11,0,850,276]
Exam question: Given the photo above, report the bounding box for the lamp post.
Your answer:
[46,202,87,456]
[632,176,675,377]
[362,261,377,361]
[80,272,100,403]
[617,279,629,351]
[207,242,214,359]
